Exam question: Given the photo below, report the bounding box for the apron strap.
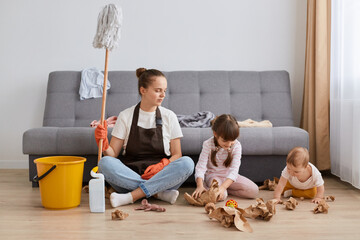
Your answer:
[155,106,162,126]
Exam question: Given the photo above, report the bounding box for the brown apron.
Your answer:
[121,102,168,175]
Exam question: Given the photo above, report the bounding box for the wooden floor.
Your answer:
[1,170,360,240]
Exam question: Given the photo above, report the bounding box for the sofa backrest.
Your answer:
[43,70,294,127]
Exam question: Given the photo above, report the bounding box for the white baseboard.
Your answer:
[0,160,28,169]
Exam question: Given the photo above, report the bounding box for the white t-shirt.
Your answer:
[281,162,324,190]
[111,105,183,156]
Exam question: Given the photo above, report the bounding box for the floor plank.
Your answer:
[1,169,360,239]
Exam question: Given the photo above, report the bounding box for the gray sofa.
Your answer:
[23,70,309,187]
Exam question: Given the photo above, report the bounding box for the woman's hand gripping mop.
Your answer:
[89,3,123,213]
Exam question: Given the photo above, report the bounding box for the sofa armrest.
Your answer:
[23,127,112,155]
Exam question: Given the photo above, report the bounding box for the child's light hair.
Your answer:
[210,114,239,168]
[286,147,309,167]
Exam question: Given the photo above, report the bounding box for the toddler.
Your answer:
[192,114,258,201]
[273,147,325,203]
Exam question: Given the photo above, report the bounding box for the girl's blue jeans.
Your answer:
[98,156,194,198]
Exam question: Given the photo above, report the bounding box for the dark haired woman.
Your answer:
[95,68,194,207]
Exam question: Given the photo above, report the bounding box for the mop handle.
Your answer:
[98,49,109,163]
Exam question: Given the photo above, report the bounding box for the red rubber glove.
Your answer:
[94,121,109,151]
[141,158,170,180]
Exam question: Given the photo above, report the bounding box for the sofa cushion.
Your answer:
[163,71,293,127]
[43,71,294,128]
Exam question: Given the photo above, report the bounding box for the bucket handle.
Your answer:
[33,165,56,182]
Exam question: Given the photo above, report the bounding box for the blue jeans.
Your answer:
[98,156,194,198]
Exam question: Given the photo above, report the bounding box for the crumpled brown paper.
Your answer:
[105,186,116,199]
[205,202,216,214]
[242,198,277,221]
[258,177,279,191]
[205,203,253,232]
[82,185,89,193]
[325,195,335,202]
[184,179,220,206]
[314,199,330,214]
[284,197,298,210]
[111,209,129,220]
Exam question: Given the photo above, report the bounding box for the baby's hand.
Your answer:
[272,198,282,204]
[312,197,322,204]
[191,186,206,199]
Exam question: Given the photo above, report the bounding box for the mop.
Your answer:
[93,4,123,163]
[90,4,123,213]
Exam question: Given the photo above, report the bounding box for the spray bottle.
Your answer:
[89,167,105,212]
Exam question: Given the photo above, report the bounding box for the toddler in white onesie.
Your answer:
[273,147,325,204]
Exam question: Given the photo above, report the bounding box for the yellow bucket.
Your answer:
[33,156,86,209]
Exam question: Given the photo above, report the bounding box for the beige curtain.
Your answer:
[300,0,331,170]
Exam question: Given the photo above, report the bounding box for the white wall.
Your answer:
[0,0,307,168]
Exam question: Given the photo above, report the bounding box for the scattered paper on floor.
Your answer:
[242,198,277,221]
[284,197,298,210]
[314,199,329,214]
[111,209,129,220]
[205,203,253,232]
[258,177,279,191]
[184,179,220,206]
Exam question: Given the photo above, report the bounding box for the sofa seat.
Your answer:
[24,126,307,157]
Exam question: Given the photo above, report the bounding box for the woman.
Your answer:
[95,68,194,207]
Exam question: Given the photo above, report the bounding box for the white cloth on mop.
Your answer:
[79,67,111,100]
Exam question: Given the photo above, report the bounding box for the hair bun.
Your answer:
[136,68,147,78]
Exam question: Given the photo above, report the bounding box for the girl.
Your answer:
[95,68,194,207]
[192,114,258,201]
[273,147,325,204]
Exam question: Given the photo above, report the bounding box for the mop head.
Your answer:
[93,4,123,51]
